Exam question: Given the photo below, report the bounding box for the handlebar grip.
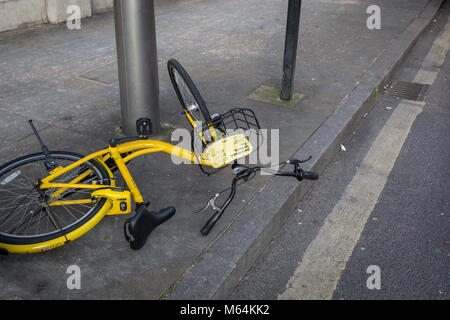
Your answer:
[302,171,319,180]
[201,211,221,236]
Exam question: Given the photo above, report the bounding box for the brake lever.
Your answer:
[194,193,221,214]
[200,176,239,235]
[286,157,311,182]
[287,156,312,166]
[195,166,250,215]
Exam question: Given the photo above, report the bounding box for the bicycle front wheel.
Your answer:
[0,151,110,253]
[168,59,212,126]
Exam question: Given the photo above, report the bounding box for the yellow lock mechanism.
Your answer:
[91,189,132,215]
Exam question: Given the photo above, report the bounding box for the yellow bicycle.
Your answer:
[0,59,318,254]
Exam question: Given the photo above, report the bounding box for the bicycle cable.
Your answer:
[195,160,292,213]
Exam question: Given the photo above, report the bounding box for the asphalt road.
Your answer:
[228,4,449,300]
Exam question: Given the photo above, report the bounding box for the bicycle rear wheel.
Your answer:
[0,151,110,253]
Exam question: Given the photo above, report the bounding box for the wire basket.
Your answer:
[192,108,262,174]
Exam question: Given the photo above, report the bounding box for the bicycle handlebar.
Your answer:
[301,170,319,181]
[275,169,319,181]
[201,176,238,235]
[200,161,319,236]
[200,208,223,236]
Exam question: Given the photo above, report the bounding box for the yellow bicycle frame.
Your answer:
[1,134,252,254]
[184,110,220,145]
[1,140,212,253]
[40,140,213,205]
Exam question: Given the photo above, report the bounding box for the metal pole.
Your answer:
[280,0,302,101]
[113,0,161,135]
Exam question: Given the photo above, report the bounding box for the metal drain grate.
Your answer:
[384,81,429,101]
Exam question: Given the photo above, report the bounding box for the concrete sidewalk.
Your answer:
[0,0,441,299]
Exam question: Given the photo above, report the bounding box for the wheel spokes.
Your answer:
[0,157,102,238]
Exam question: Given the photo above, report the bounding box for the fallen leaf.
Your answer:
[314,221,321,226]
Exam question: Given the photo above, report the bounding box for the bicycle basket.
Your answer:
[192,108,261,169]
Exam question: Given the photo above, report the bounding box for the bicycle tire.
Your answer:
[168,59,212,125]
[0,151,110,251]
